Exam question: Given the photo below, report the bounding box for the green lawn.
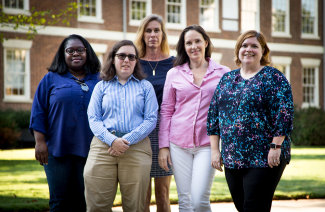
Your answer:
[0,147,324,211]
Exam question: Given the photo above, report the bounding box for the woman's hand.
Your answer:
[110,138,130,155]
[158,148,172,172]
[211,149,223,172]
[34,131,48,165]
[268,149,281,168]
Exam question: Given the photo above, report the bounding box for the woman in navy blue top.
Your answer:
[207,30,294,212]
[135,14,173,212]
[29,34,100,211]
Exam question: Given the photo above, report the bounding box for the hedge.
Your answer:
[291,107,325,146]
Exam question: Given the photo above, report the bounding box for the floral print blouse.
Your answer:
[207,66,294,169]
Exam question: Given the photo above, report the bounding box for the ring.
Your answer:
[273,160,276,163]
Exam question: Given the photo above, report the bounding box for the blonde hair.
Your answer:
[134,14,170,58]
[234,30,271,66]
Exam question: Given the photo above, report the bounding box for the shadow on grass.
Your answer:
[0,196,49,212]
[0,160,44,174]
[291,154,325,160]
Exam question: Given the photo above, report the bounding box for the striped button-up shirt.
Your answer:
[87,75,158,146]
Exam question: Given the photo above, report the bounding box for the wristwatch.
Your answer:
[270,143,281,150]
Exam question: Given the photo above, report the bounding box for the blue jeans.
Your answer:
[44,153,87,212]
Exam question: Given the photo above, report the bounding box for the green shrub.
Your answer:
[291,107,325,146]
[0,109,31,149]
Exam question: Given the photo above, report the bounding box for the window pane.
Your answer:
[241,0,257,31]
[5,49,26,96]
[131,1,147,21]
[302,0,315,34]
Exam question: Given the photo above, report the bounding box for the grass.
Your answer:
[0,147,324,211]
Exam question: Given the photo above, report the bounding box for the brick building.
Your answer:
[0,0,324,111]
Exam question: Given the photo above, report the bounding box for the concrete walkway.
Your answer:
[112,199,325,212]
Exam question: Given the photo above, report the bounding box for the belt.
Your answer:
[109,130,128,138]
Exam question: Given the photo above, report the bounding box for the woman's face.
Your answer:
[238,37,264,66]
[64,39,87,72]
[143,20,163,49]
[184,30,208,62]
[114,45,137,80]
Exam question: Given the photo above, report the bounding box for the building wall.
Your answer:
[0,0,324,110]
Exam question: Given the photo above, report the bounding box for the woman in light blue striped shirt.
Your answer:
[84,40,158,211]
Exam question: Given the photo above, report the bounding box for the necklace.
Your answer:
[148,61,159,76]
[70,72,86,80]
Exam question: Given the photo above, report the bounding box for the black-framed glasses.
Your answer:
[65,47,86,55]
[75,79,89,92]
[115,53,137,61]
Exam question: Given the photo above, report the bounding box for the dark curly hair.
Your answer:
[47,34,101,74]
[100,40,146,81]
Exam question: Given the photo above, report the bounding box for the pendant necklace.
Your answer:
[148,61,159,76]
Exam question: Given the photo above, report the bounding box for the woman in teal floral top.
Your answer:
[207,30,294,212]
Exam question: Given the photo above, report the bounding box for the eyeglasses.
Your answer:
[115,53,137,61]
[75,79,89,92]
[65,47,86,55]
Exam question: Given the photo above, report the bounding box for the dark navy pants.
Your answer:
[44,153,87,212]
[225,159,287,212]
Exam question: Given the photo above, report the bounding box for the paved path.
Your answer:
[112,199,325,212]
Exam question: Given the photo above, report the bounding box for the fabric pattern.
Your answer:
[87,75,158,146]
[207,66,294,169]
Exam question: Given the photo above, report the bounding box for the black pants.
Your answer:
[225,159,287,212]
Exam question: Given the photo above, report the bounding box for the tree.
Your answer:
[0,2,79,42]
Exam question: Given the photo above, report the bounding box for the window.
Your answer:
[222,0,238,31]
[272,0,291,37]
[166,0,186,29]
[301,0,319,39]
[129,0,152,26]
[241,0,260,32]
[78,0,104,23]
[2,0,30,15]
[90,43,108,67]
[2,39,32,102]
[301,58,320,108]
[272,56,292,83]
[200,0,220,32]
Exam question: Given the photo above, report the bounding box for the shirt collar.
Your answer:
[67,71,98,81]
[177,58,224,75]
[111,74,140,83]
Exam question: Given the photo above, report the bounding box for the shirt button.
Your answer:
[121,121,123,123]
[81,96,83,98]
[198,100,200,102]
[193,121,195,124]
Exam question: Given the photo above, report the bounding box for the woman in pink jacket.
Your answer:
[158,25,230,212]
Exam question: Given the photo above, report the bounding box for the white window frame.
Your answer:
[129,0,152,26]
[272,0,291,38]
[2,39,32,103]
[199,0,221,33]
[2,0,30,15]
[241,0,260,33]
[90,43,108,67]
[271,56,292,83]
[301,58,321,108]
[222,0,238,31]
[165,0,187,29]
[78,0,104,24]
[301,0,319,39]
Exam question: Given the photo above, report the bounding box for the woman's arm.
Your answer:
[34,130,48,165]
[210,135,223,172]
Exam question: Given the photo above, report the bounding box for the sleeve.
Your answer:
[29,73,51,137]
[266,70,294,137]
[123,80,158,145]
[158,68,177,148]
[87,82,119,146]
[207,75,225,136]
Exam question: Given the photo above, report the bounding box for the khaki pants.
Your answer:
[84,136,152,212]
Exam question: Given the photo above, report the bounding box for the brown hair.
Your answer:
[100,40,146,81]
[134,14,170,58]
[234,30,271,66]
[173,25,213,67]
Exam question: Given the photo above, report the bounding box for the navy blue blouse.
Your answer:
[140,56,174,109]
[207,66,294,169]
[29,71,100,158]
